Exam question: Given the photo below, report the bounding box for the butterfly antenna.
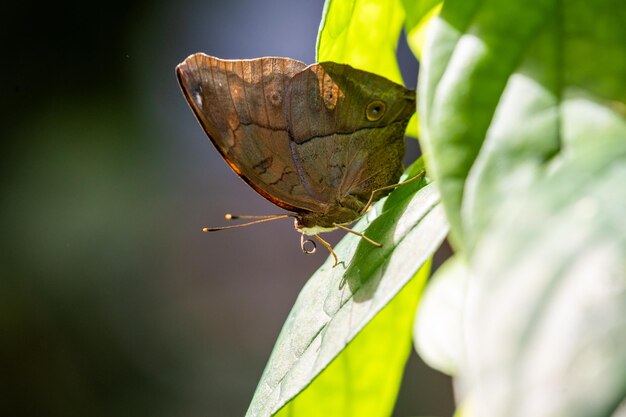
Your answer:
[202,214,292,232]
[223,214,283,220]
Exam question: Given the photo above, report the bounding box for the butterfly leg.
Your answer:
[360,170,426,215]
[332,223,382,247]
[312,234,339,268]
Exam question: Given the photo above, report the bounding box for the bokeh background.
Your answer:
[1,0,454,416]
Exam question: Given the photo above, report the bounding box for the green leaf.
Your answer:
[245,160,450,417]
[401,0,442,59]
[418,0,560,248]
[414,255,468,376]
[418,0,626,415]
[467,146,626,417]
[275,263,430,417]
[401,0,441,33]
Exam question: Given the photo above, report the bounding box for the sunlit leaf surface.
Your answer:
[275,263,430,417]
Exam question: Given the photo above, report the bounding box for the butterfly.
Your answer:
[176,53,417,266]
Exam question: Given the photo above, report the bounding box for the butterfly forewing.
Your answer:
[177,54,321,212]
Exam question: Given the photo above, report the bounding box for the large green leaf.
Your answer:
[466,145,626,417]
[246,161,449,417]
[418,0,626,415]
[418,0,558,248]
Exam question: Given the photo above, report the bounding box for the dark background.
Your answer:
[1,0,453,416]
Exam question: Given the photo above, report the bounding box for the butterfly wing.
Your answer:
[287,62,416,214]
[176,53,324,213]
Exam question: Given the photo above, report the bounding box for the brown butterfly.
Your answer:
[176,53,417,266]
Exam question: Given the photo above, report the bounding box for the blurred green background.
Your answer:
[1,0,453,416]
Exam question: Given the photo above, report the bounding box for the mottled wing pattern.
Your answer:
[287,62,416,212]
[176,53,323,212]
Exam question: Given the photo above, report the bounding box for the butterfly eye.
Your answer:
[366,100,386,121]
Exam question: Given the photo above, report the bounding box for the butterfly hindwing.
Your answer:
[287,62,416,210]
